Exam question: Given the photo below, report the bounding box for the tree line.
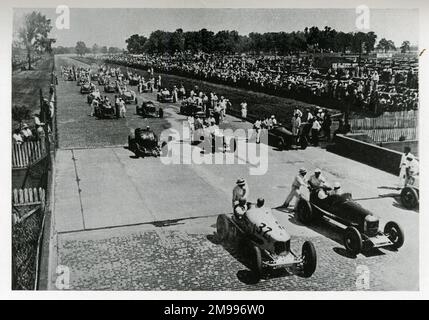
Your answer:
[125,27,412,55]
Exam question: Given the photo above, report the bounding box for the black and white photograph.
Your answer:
[4,0,428,297]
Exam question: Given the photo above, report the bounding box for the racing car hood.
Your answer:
[246,207,291,242]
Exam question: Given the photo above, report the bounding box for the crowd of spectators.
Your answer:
[103,52,419,114]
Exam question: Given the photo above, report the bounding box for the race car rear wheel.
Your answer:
[343,226,363,255]
[384,221,404,250]
[301,241,317,278]
[400,186,419,209]
[277,137,285,150]
[216,214,230,242]
[250,245,262,279]
[159,108,164,118]
[296,199,313,224]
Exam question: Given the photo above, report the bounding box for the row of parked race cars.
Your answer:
[65,62,415,282]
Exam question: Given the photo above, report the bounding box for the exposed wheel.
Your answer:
[216,214,230,242]
[250,245,262,278]
[343,226,363,255]
[159,108,164,118]
[301,241,317,277]
[300,136,308,150]
[135,97,138,104]
[400,187,419,209]
[296,199,314,224]
[277,137,285,150]
[384,221,404,249]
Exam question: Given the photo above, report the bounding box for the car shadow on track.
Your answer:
[286,211,386,259]
[207,231,297,285]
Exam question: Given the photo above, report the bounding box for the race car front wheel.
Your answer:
[384,221,404,250]
[343,226,363,255]
[216,214,230,242]
[296,199,313,224]
[400,187,419,209]
[301,241,317,278]
[250,245,262,279]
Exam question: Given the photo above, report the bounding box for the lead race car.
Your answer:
[296,187,404,255]
[128,127,161,157]
[216,204,317,280]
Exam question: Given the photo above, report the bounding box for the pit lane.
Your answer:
[49,55,419,290]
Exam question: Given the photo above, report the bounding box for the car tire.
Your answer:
[250,245,262,279]
[277,137,285,150]
[384,221,404,250]
[159,108,164,118]
[343,226,363,255]
[296,199,313,224]
[216,214,230,242]
[400,186,419,209]
[301,241,317,278]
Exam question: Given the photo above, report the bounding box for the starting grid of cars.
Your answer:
[60,61,416,283]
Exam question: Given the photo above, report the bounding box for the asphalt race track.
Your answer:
[49,55,419,290]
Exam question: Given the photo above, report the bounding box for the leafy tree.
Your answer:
[376,38,396,53]
[125,34,147,53]
[18,11,54,69]
[101,46,108,54]
[92,43,100,54]
[75,41,88,56]
[400,40,411,53]
[108,47,121,54]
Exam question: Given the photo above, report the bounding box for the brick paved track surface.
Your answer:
[50,55,418,290]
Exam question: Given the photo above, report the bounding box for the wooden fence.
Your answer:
[12,187,46,207]
[12,140,47,169]
[350,112,418,130]
[355,127,417,142]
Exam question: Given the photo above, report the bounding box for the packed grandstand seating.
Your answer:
[103,52,419,114]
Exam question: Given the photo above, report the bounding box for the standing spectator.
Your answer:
[20,123,33,141]
[13,129,23,144]
[119,98,126,118]
[311,118,321,146]
[115,95,120,119]
[253,118,262,143]
[240,101,247,121]
[321,113,332,141]
[291,113,301,142]
[399,147,413,187]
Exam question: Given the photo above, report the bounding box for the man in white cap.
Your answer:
[308,168,326,191]
[398,146,413,187]
[404,154,419,186]
[232,178,249,210]
[283,168,308,209]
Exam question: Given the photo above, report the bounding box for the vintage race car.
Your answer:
[136,101,163,118]
[180,101,205,117]
[94,103,116,119]
[266,125,308,150]
[104,82,116,93]
[296,189,404,255]
[90,73,99,81]
[87,90,101,104]
[120,89,138,104]
[128,76,140,86]
[98,76,109,86]
[80,83,95,94]
[77,77,87,86]
[217,205,317,280]
[400,175,419,209]
[128,127,161,157]
[157,91,176,103]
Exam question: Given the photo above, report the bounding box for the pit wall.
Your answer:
[328,134,418,175]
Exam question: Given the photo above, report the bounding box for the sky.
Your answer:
[13,8,419,49]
